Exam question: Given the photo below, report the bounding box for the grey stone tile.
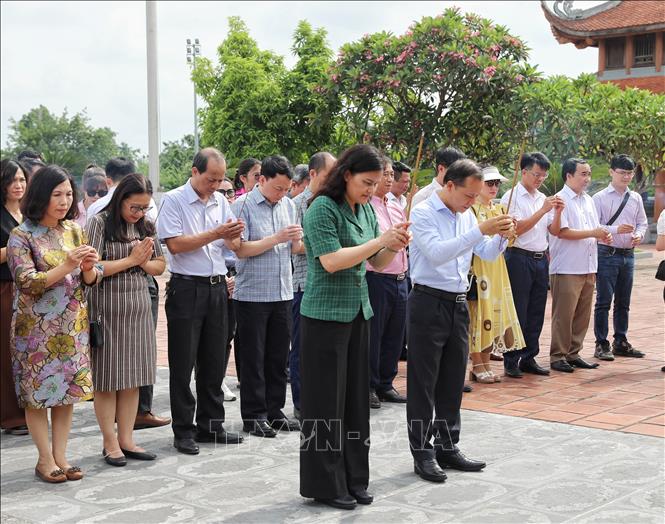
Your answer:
[77,501,215,523]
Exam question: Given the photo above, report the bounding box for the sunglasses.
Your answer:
[485,180,502,187]
[86,189,108,197]
[218,189,236,198]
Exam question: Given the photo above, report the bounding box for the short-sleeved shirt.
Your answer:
[301,195,380,323]
[157,179,235,277]
[547,184,600,275]
[501,183,548,252]
[1,206,20,281]
[657,209,665,235]
[231,185,296,302]
[291,187,312,293]
[366,195,408,274]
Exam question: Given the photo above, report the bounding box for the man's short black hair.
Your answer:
[520,151,551,171]
[610,154,635,171]
[561,158,589,184]
[443,158,483,187]
[105,157,136,182]
[261,155,293,180]
[435,146,466,169]
[192,147,225,175]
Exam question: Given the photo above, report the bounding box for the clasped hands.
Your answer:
[480,215,516,239]
[380,222,412,252]
[65,245,99,273]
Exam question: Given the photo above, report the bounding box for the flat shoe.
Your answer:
[35,467,66,483]
[64,466,84,481]
[102,448,127,467]
[314,495,357,510]
[349,488,374,505]
[120,447,156,460]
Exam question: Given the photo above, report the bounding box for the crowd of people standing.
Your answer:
[0,143,661,510]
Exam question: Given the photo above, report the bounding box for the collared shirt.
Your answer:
[291,186,312,292]
[592,184,648,249]
[86,185,158,224]
[232,185,296,302]
[500,182,548,252]
[387,191,407,210]
[157,179,234,277]
[410,192,505,293]
[548,184,600,275]
[301,195,380,322]
[366,195,408,274]
[411,178,443,209]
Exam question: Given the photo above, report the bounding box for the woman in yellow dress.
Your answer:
[468,166,525,383]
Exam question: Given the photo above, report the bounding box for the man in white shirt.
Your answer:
[388,161,411,210]
[411,146,466,209]
[501,152,563,378]
[592,154,648,361]
[547,158,612,373]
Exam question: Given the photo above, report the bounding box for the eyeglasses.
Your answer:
[526,170,548,179]
[484,180,502,187]
[613,169,634,177]
[218,189,236,198]
[128,205,153,215]
[86,190,108,198]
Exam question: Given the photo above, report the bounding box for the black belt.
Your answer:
[507,247,547,259]
[171,273,225,285]
[367,271,407,281]
[598,245,634,257]
[413,284,466,303]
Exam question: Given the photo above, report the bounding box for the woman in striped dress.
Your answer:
[86,173,165,466]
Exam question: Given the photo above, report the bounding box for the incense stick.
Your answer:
[505,136,527,215]
[405,132,425,221]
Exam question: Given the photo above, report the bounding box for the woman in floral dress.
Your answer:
[7,165,102,483]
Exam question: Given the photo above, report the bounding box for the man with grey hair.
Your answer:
[289,164,310,199]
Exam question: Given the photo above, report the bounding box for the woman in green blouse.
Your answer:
[299,144,410,510]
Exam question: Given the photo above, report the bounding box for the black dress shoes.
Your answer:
[102,448,127,466]
[349,488,374,505]
[414,458,447,482]
[243,420,277,438]
[550,360,574,373]
[195,431,244,444]
[269,416,301,432]
[463,384,473,393]
[377,387,407,403]
[369,390,381,409]
[436,451,486,472]
[314,494,357,510]
[504,366,524,378]
[173,438,200,455]
[120,447,157,460]
[568,358,599,369]
[519,360,550,376]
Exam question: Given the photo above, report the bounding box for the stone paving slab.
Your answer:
[2,371,663,523]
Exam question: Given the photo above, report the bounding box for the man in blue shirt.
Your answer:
[407,159,513,483]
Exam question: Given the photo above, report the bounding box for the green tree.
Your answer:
[159,134,195,191]
[3,105,138,176]
[325,7,540,167]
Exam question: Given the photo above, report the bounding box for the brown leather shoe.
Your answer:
[134,412,171,430]
[64,466,84,481]
[35,467,67,483]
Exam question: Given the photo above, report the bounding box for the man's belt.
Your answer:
[413,284,466,303]
[507,247,547,259]
[367,271,407,281]
[171,273,225,285]
[598,245,634,257]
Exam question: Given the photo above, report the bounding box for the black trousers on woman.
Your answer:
[299,313,370,499]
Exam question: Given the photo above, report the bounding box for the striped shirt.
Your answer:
[291,187,312,292]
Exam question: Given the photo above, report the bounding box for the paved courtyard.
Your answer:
[1,248,663,523]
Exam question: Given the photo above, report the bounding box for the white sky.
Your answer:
[1,1,600,154]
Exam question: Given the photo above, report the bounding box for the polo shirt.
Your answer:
[301,195,380,322]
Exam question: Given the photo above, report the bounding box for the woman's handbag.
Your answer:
[656,260,665,282]
[89,315,103,350]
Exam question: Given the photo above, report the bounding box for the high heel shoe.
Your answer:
[469,364,494,384]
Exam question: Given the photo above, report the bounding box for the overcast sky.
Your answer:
[1,1,601,154]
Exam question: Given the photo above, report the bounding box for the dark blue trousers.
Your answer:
[289,290,303,410]
[367,272,408,393]
[503,250,549,369]
[594,248,634,344]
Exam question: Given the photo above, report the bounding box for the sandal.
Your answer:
[469,364,494,384]
[35,467,67,484]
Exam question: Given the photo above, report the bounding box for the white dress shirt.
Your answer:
[548,184,600,275]
[501,182,548,252]
[410,192,505,293]
[592,184,648,249]
[411,178,443,209]
[86,185,158,224]
[387,191,407,210]
[157,179,235,277]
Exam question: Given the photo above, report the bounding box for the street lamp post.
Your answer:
[186,38,201,152]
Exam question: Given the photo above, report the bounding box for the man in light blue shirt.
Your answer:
[407,159,514,483]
